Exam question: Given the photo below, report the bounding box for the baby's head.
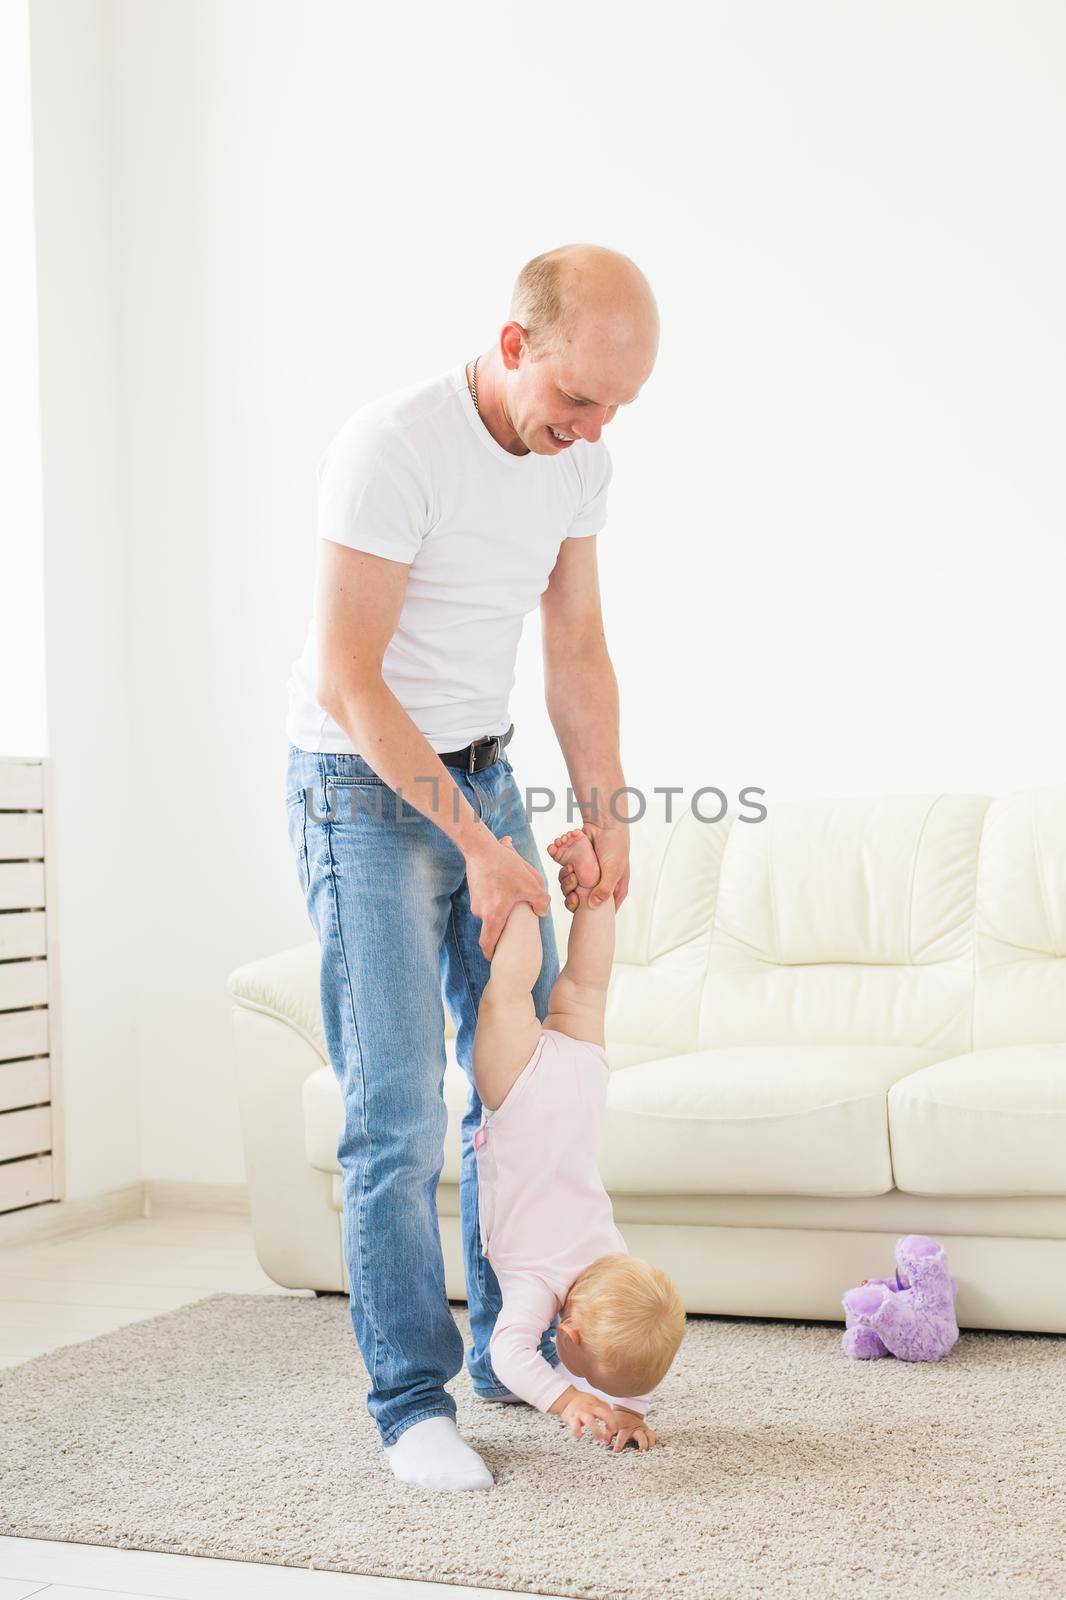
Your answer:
[556,1252,686,1400]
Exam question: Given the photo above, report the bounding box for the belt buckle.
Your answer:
[468,735,501,774]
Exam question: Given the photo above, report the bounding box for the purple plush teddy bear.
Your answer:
[841,1233,960,1361]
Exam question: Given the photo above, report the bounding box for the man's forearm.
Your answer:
[321,676,495,859]
[545,645,627,826]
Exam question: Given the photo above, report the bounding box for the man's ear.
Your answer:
[501,321,526,371]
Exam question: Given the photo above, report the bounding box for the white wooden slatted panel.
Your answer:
[0,812,44,859]
[0,959,49,1009]
[0,763,43,810]
[0,1059,50,1112]
[0,1154,53,1212]
[0,862,45,910]
[0,911,46,959]
[0,1104,51,1161]
[0,757,58,1215]
[0,1010,49,1061]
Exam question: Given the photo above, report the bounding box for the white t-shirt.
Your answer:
[285,361,613,755]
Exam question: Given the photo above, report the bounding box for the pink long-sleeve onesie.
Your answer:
[473,1025,652,1417]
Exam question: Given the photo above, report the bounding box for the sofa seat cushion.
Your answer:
[598,1045,942,1196]
[888,1043,1066,1196]
[304,1041,940,1198]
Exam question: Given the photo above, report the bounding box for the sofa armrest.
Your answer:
[227,940,457,1044]
[229,1003,344,1289]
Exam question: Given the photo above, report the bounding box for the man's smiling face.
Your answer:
[500,317,656,457]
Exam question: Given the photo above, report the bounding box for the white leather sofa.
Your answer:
[227,783,1066,1333]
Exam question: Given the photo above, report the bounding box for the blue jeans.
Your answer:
[284,742,562,1447]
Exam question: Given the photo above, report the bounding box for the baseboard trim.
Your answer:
[143,1180,250,1218]
[0,1179,250,1247]
[0,1183,143,1247]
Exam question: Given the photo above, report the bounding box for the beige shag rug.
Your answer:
[1,1293,1063,1599]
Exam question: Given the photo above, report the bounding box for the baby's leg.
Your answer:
[544,829,615,1049]
[473,841,544,1112]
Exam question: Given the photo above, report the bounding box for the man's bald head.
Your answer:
[471,243,658,458]
[510,244,659,364]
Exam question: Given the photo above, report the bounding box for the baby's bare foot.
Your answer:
[546,828,600,890]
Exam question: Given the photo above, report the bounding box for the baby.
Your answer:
[472,824,686,1453]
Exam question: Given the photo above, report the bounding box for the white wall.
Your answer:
[26,1,1066,1189]
[0,0,47,759]
[29,0,140,1197]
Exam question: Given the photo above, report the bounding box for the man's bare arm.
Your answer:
[315,540,549,954]
[540,535,632,909]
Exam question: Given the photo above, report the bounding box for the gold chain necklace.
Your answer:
[466,355,481,415]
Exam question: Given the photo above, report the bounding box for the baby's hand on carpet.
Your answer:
[558,1392,620,1446]
[606,1411,661,1453]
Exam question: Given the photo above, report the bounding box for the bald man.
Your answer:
[284,244,659,1490]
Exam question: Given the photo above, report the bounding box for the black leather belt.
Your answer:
[438,723,514,774]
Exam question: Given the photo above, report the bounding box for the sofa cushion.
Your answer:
[974,787,1066,1049]
[888,1043,1066,1196]
[700,793,989,1056]
[304,1041,942,1198]
[598,1045,941,1196]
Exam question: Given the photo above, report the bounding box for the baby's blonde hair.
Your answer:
[564,1252,686,1394]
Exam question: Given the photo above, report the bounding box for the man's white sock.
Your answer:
[383,1415,493,1492]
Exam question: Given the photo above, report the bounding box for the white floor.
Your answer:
[0,1208,550,1600]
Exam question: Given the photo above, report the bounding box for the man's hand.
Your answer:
[558,820,631,914]
[466,834,550,960]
